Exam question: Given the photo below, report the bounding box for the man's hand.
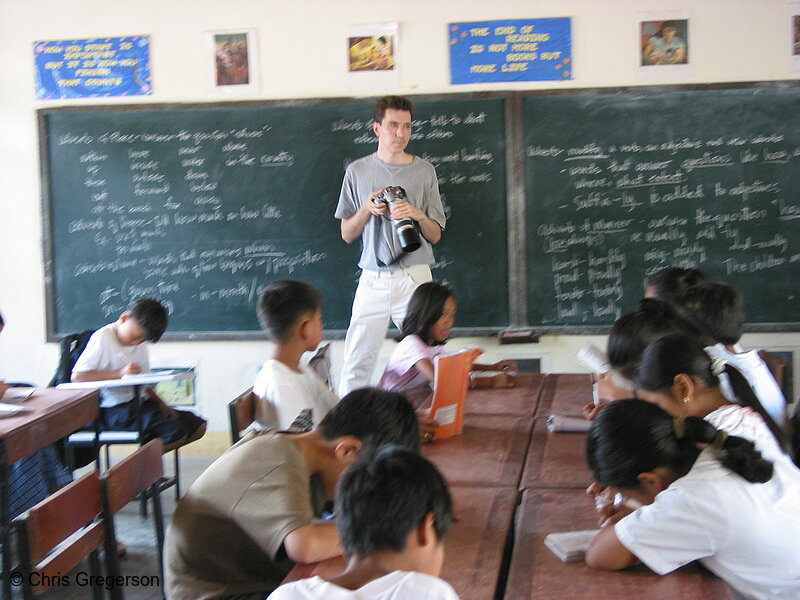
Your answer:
[388,200,425,222]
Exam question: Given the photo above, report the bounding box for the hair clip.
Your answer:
[672,415,686,439]
[710,430,728,452]
[710,356,727,376]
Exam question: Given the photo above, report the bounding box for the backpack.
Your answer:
[48,329,96,387]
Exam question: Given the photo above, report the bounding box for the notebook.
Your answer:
[544,529,600,563]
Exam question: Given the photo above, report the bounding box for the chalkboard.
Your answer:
[41,95,508,339]
[524,85,800,330]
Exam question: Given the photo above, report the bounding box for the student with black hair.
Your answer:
[643,266,706,304]
[634,334,791,457]
[268,446,458,599]
[164,388,421,600]
[379,281,515,409]
[253,279,338,432]
[71,297,206,453]
[678,281,787,429]
[585,399,800,599]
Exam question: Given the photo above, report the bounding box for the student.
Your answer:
[71,297,206,452]
[0,311,71,518]
[585,399,800,599]
[268,446,459,599]
[164,388,420,600]
[643,266,705,304]
[677,281,787,429]
[633,334,790,459]
[378,281,516,410]
[253,279,338,431]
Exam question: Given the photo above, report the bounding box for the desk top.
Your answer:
[284,485,519,600]
[520,417,593,491]
[465,373,546,417]
[535,373,592,418]
[422,413,533,487]
[505,489,734,600]
[0,388,99,464]
[56,370,194,389]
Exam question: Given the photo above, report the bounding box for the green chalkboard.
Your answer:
[524,86,800,329]
[40,95,508,338]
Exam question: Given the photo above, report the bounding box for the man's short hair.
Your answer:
[373,95,414,124]
[678,281,745,346]
[318,388,420,454]
[335,446,452,556]
[257,279,322,342]
[129,298,168,342]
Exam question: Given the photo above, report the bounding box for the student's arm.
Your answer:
[282,522,342,564]
[71,362,141,382]
[472,359,517,372]
[585,525,638,570]
[413,357,435,381]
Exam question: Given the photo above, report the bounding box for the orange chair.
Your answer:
[427,348,483,440]
[13,471,105,600]
[101,439,165,600]
[228,387,256,444]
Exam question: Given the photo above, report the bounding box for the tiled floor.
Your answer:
[24,456,216,600]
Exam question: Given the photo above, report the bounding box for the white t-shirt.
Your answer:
[615,448,800,600]
[706,343,787,428]
[71,323,150,408]
[252,359,338,431]
[378,335,448,409]
[268,571,460,600]
[705,405,786,463]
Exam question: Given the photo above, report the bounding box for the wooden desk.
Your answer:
[0,388,100,599]
[505,489,734,599]
[285,485,519,600]
[465,373,546,417]
[534,373,592,418]
[520,417,593,490]
[422,413,533,487]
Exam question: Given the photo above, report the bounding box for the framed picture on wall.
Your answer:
[345,22,399,92]
[204,29,259,97]
[636,10,691,79]
[791,3,800,72]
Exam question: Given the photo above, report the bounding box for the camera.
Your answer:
[373,186,421,253]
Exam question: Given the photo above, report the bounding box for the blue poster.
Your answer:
[33,36,151,99]
[449,18,572,84]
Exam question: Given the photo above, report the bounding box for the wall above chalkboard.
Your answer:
[39,84,800,339]
[40,94,509,339]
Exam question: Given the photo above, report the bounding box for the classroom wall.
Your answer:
[1,0,798,455]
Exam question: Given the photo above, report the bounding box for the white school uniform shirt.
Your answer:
[705,343,787,428]
[71,323,150,408]
[252,359,338,431]
[267,571,460,600]
[615,447,800,600]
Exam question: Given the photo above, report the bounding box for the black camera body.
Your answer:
[373,186,422,253]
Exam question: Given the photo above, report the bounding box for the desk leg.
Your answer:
[1,442,10,600]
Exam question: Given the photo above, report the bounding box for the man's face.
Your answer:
[373,108,412,155]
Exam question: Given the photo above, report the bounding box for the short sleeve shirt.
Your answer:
[378,335,448,408]
[335,154,446,270]
[268,571,461,600]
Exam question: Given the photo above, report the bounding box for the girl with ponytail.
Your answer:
[585,399,800,599]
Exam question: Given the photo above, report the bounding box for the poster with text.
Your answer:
[449,18,571,84]
[34,36,151,99]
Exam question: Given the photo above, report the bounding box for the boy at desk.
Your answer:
[252,279,338,432]
[164,388,421,600]
[71,297,206,452]
[269,446,458,600]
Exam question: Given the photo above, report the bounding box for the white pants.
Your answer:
[338,264,432,396]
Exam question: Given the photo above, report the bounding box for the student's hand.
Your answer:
[418,415,439,443]
[595,371,634,403]
[490,360,518,372]
[0,381,9,398]
[583,400,607,421]
[118,362,142,377]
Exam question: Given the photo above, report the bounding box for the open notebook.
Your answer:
[427,348,483,440]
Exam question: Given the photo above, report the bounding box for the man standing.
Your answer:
[336,95,446,396]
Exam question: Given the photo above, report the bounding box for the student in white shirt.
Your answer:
[585,399,800,600]
[253,280,338,432]
[268,446,460,600]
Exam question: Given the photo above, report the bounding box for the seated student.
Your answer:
[585,399,800,599]
[643,265,706,304]
[268,446,459,599]
[378,281,516,409]
[0,310,71,518]
[253,279,338,432]
[71,297,206,453]
[677,281,788,429]
[164,388,420,600]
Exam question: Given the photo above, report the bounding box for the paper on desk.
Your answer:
[544,529,600,562]
[121,370,175,380]
[0,403,29,417]
[1,387,34,402]
[546,414,592,433]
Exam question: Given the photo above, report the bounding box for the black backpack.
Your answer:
[48,329,96,387]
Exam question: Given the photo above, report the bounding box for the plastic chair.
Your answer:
[101,440,165,600]
[228,387,256,444]
[12,470,104,600]
[427,348,483,440]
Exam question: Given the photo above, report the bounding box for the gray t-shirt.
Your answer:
[334,153,446,270]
